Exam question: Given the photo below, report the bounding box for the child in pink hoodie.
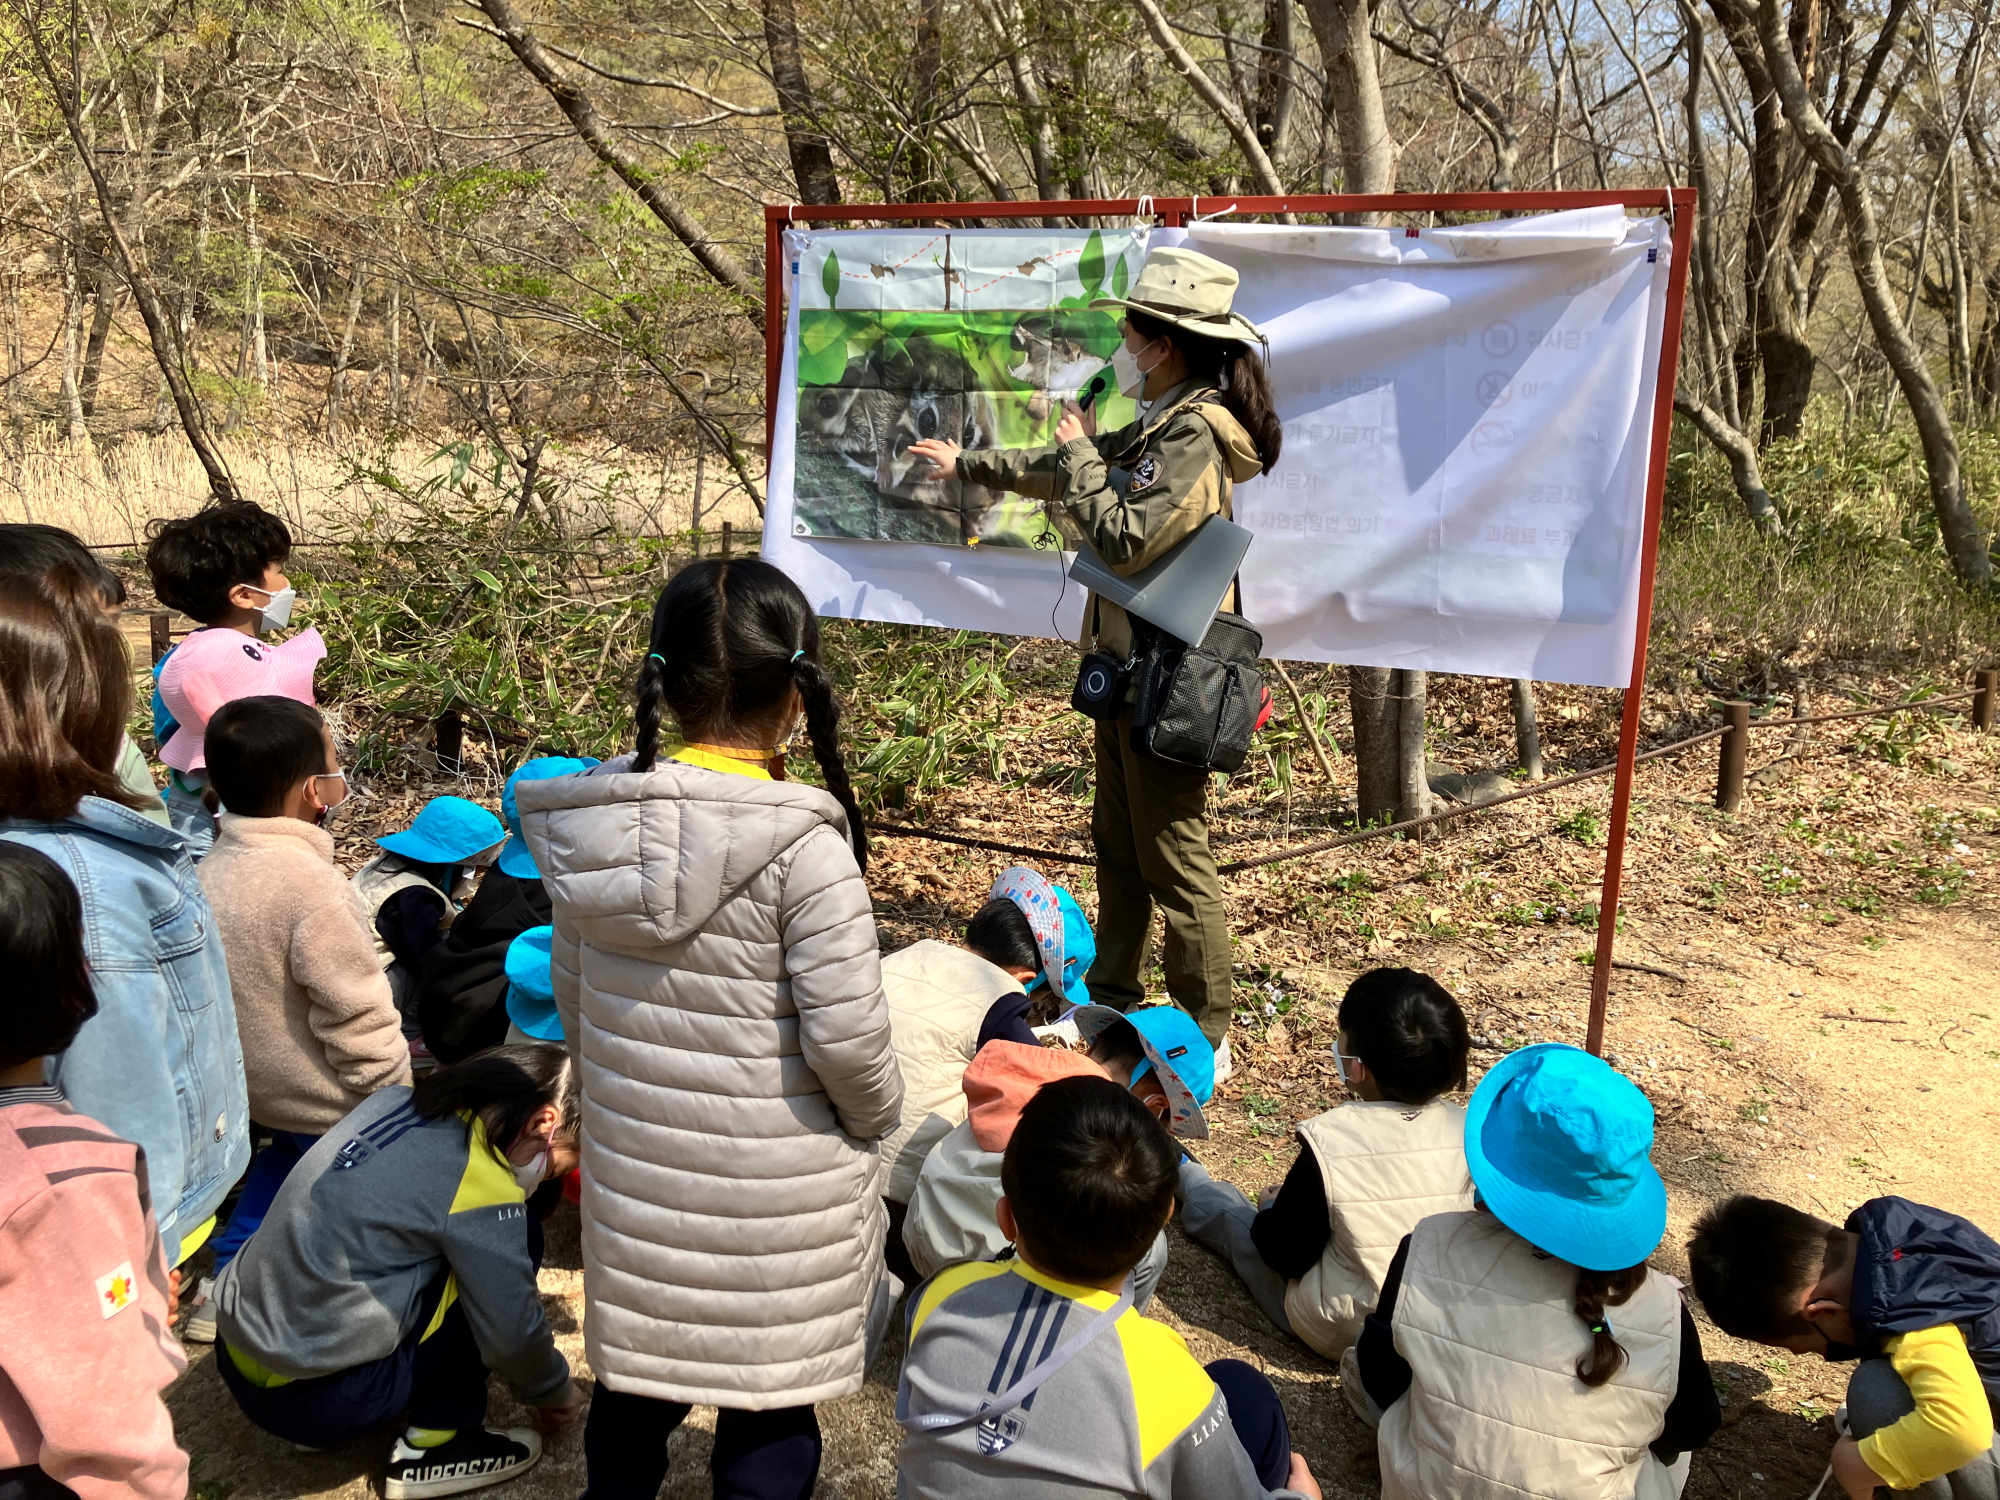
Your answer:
[0,842,187,1500]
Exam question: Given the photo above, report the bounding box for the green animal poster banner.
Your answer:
[790,228,1148,547]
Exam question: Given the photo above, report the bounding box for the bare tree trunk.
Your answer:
[464,0,763,329]
[329,263,365,440]
[1,248,23,451]
[1255,0,1296,158]
[763,0,841,204]
[1395,669,1430,827]
[1350,665,1400,824]
[30,23,235,500]
[909,0,945,200]
[1313,0,1413,812]
[1975,258,2000,415]
[1300,0,1398,209]
[1757,0,1991,586]
[77,256,119,418]
[388,283,403,427]
[59,227,88,445]
[1131,0,1287,196]
[1511,678,1544,779]
[1675,391,1781,529]
[247,181,269,397]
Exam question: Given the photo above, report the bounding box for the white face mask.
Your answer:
[247,583,297,632]
[1109,337,1162,399]
[511,1145,550,1192]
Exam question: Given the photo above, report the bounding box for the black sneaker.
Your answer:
[383,1427,541,1499]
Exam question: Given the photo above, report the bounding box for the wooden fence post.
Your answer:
[149,611,172,664]
[723,520,733,558]
[1976,668,1998,732]
[1715,701,1751,813]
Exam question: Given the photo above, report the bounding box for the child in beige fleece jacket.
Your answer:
[192,696,410,1320]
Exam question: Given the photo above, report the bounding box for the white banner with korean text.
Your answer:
[763,207,1673,687]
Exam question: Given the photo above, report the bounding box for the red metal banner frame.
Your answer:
[761,189,1698,1056]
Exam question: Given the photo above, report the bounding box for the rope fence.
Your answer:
[866,672,1999,875]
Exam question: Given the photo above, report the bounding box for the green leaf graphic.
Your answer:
[1079,231,1105,298]
[822,251,841,308]
[1111,250,1130,299]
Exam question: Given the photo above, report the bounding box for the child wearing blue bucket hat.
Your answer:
[410,758,596,1065]
[1355,1043,1719,1500]
[875,867,1098,1286]
[900,991,1214,1309]
[352,795,506,1042]
[501,926,561,1043]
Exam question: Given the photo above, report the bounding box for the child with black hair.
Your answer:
[0,522,170,827]
[1180,967,1473,1359]
[0,842,190,1500]
[212,1044,581,1496]
[192,696,409,1325]
[901,1000,1213,1305]
[414,757,596,1064]
[1689,1195,2000,1500]
[145,501,322,856]
[511,557,902,1499]
[878,864,1098,1274]
[897,1073,1322,1500]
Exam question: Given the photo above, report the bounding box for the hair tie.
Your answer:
[790,649,805,664]
[648,652,665,665]
[1590,1323,1608,1335]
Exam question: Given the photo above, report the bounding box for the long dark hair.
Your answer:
[0,565,146,821]
[412,1043,577,1159]
[1126,310,1283,471]
[1575,1263,1650,1387]
[632,558,867,871]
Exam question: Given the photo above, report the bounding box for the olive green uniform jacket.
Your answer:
[955,382,1265,658]
[955,382,1264,1044]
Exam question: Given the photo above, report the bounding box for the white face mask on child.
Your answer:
[512,1145,550,1192]
[246,583,297,632]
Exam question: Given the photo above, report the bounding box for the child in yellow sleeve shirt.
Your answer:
[1691,1195,2000,1499]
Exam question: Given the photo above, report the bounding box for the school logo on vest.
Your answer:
[977,1408,1028,1456]
[333,1137,375,1170]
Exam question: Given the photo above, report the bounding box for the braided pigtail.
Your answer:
[794,652,868,872]
[1574,1263,1648,1387]
[632,651,667,772]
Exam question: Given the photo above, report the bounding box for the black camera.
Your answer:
[1071,650,1131,721]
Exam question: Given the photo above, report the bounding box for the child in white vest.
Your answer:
[1179,968,1473,1359]
[878,866,1095,1285]
[1355,1044,1720,1500]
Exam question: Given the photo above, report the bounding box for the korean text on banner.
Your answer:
[1174,206,1671,688]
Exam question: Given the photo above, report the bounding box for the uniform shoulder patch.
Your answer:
[1128,454,1162,493]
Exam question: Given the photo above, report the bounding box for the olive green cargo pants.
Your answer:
[1086,710,1234,1044]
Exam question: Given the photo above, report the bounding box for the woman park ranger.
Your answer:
[910,246,1281,1082]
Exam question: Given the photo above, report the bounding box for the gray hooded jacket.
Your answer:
[516,762,903,1407]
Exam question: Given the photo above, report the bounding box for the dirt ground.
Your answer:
[160,652,2000,1500]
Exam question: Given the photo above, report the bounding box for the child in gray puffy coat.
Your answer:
[516,559,903,1500]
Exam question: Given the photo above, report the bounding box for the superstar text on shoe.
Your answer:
[382,1427,541,1499]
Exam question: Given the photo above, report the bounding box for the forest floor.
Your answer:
[159,645,2000,1500]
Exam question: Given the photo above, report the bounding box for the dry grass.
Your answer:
[0,426,763,548]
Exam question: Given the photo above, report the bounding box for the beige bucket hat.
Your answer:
[1092,246,1265,345]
